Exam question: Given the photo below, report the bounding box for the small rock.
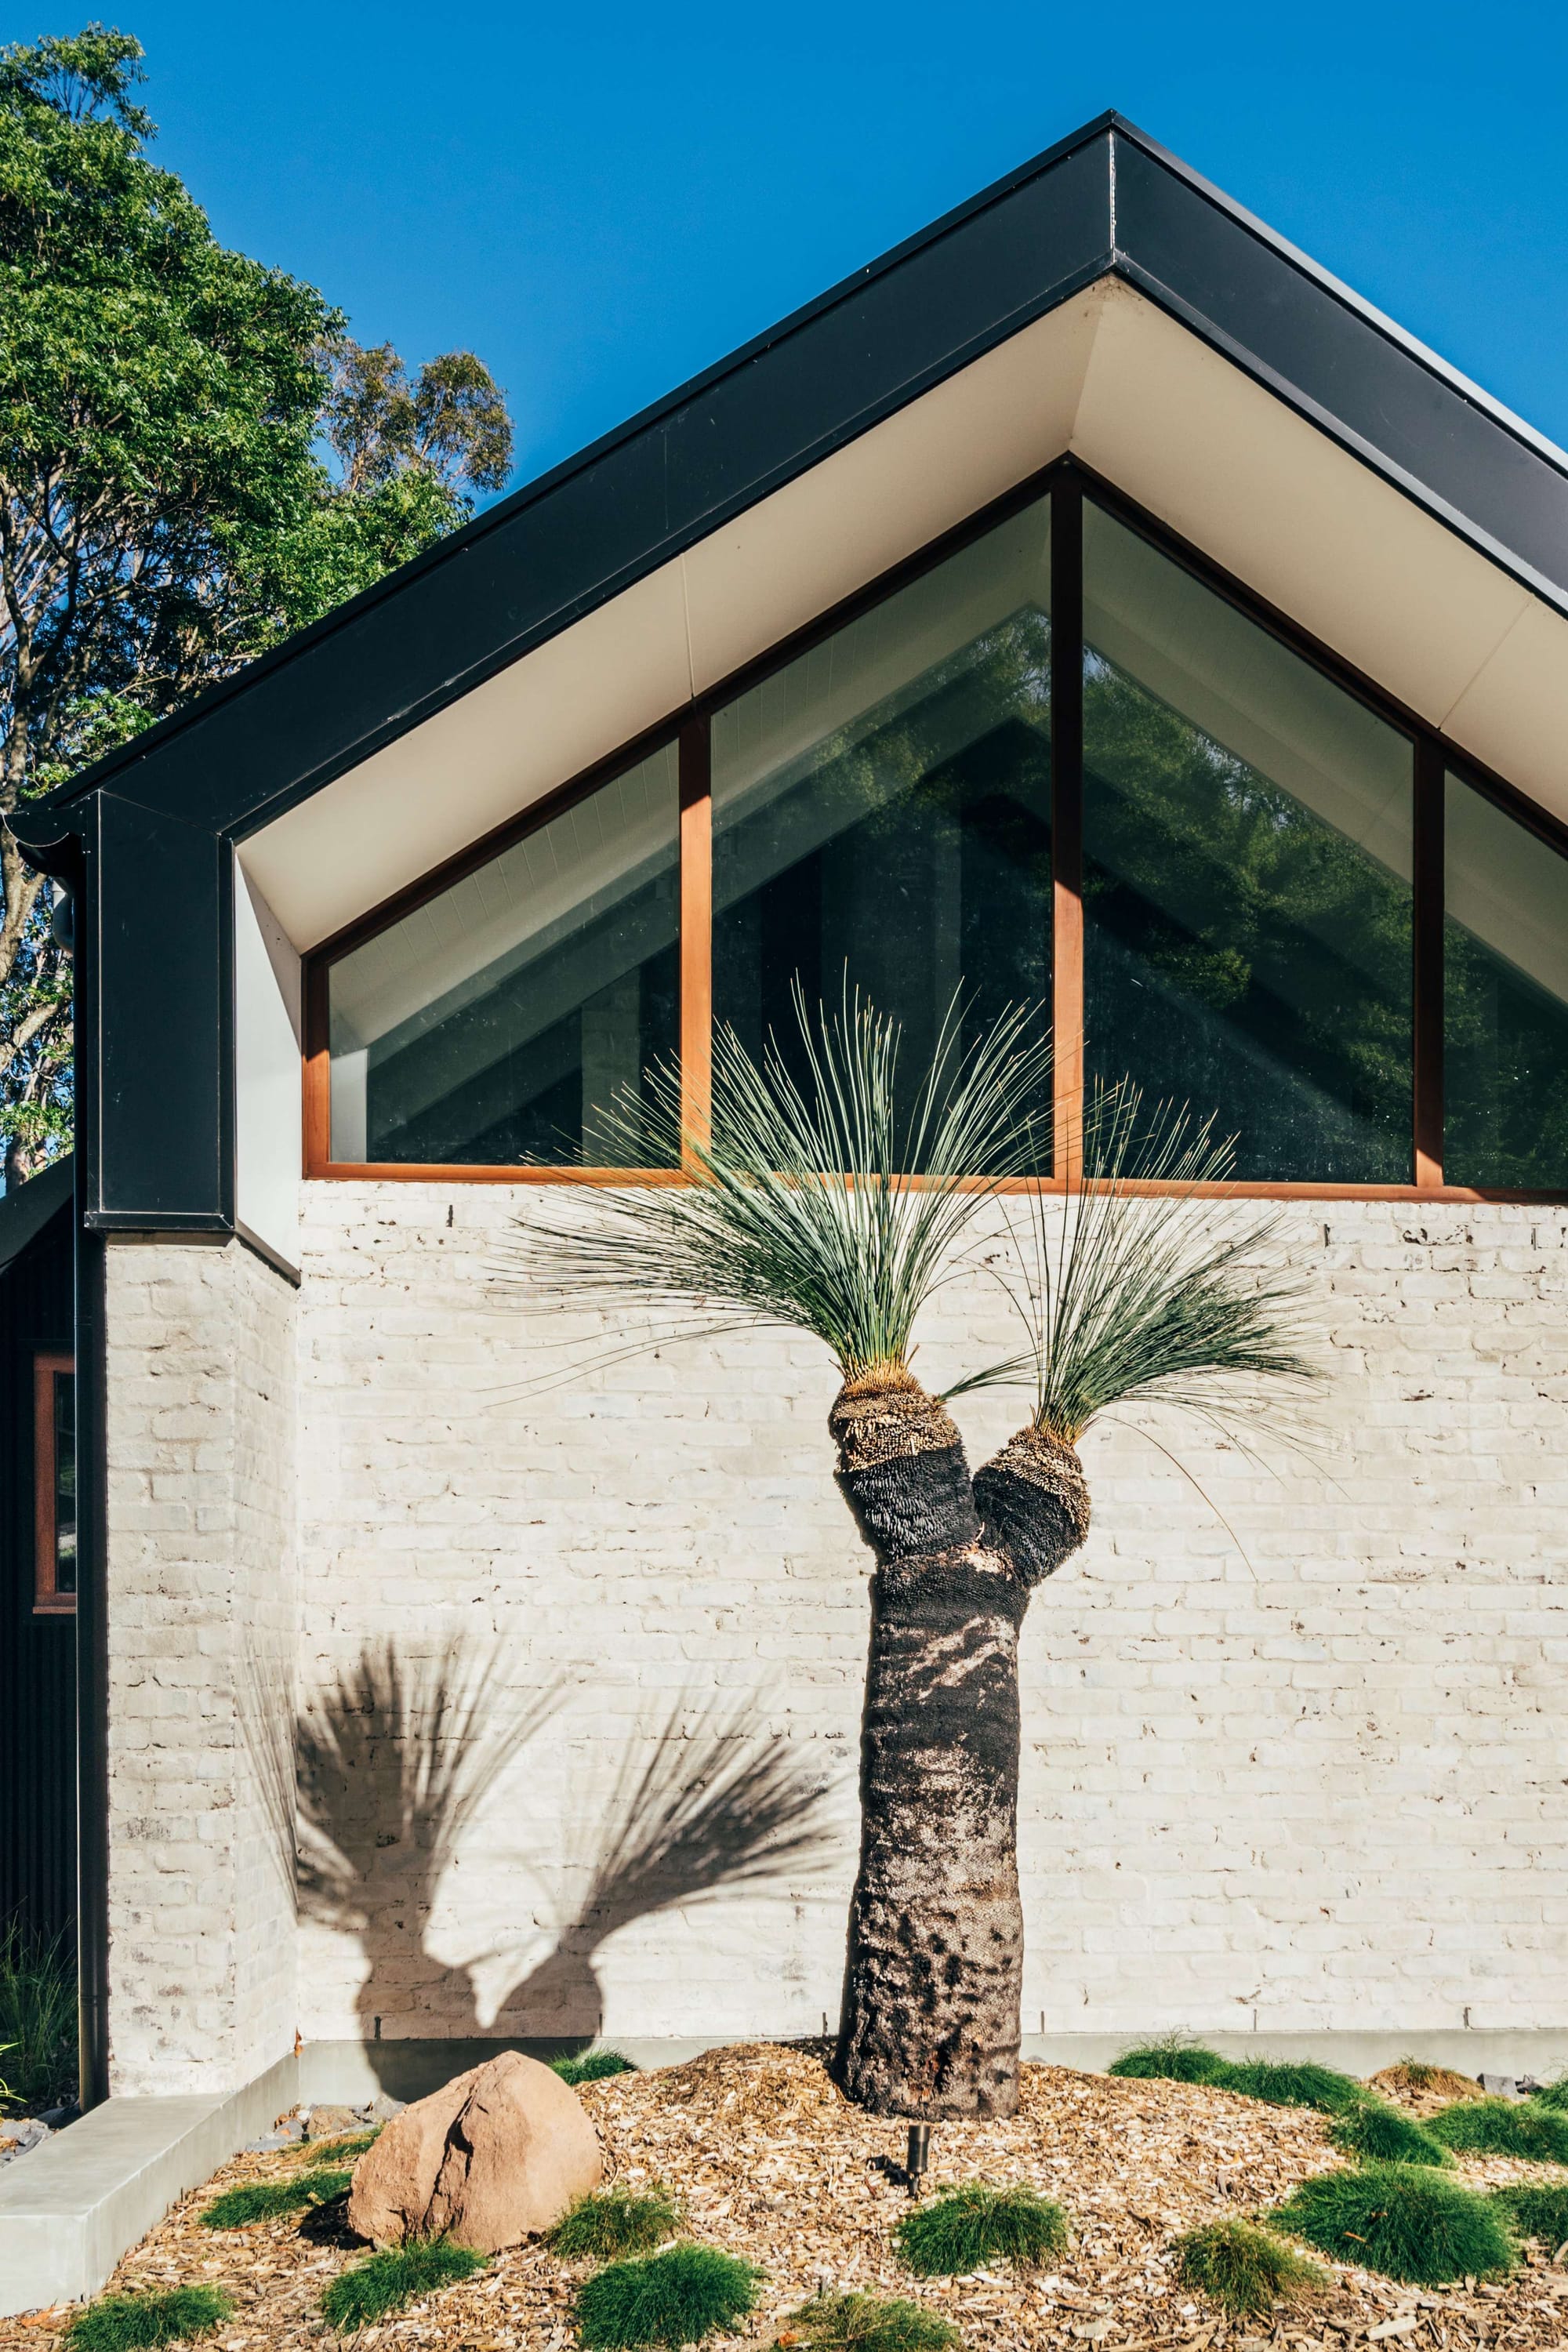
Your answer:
[306,2103,364,2140]
[359,2094,405,2124]
[347,2051,601,2252]
[1478,2073,1526,2101]
[36,2105,75,2130]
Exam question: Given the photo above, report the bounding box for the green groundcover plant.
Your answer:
[1328,2102,1451,2168]
[300,2129,380,2164]
[894,2184,1069,2277]
[64,2288,233,2352]
[775,2290,962,2350]
[201,2166,350,2228]
[320,2241,486,2332]
[1270,2163,1516,2285]
[551,2051,637,2088]
[1530,2076,1568,2113]
[1109,2042,1364,2115]
[549,2186,682,2260]
[1490,2182,1568,2247]
[574,2245,761,2350]
[1427,2098,1568,2162]
[1174,2219,1326,2322]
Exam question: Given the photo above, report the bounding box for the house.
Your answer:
[5,111,1568,2294]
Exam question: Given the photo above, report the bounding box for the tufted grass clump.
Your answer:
[894,2183,1069,2277]
[1329,2100,1450,2168]
[1271,2162,1516,2285]
[1174,2218,1327,2322]
[1221,2059,1364,2114]
[575,2245,760,2349]
[1530,2074,1568,2113]
[551,2049,637,2088]
[65,2288,234,2351]
[1108,2038,1231,2087]
[320,2240,486,2331]
[1427,2098,1568,2161]
[1490,2181,1568,2247]
[550,2185,683,2260]
[201,2165,351,2227]
[300,2128,379,2163]
[774,2290,961,2350]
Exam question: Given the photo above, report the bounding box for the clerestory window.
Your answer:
[305,466,1568,1200]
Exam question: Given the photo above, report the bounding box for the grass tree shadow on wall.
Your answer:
[296,1639,839,2079]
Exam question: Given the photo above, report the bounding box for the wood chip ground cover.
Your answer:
[7,2045,1568,2350]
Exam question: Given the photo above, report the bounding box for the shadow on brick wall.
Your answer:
[296,1640,838,2085]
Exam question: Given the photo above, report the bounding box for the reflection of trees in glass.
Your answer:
[714,609,1052,1160]
[1444,919,1568,1188]
[1083,658,1413,1182]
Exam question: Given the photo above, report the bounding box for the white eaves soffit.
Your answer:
[240,277,1568,953]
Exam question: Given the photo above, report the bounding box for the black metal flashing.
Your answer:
[15,112,1568,1228]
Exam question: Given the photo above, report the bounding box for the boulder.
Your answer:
[347,2052,601,2252]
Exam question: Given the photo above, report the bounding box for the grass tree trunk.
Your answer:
[830,1377,1089,2118]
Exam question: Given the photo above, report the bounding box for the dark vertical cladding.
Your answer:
[0,1200,76,1940]
[93,793,226,1225]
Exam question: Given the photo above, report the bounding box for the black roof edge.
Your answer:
[16,106,1568,853]
[0,1152,73,1276]
[16,109,1123,836]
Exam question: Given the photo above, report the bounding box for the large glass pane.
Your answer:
[711,497,1052,1153]
[1082,504,1414,1181]
[327,744,680,1165]
[1444,775,1568,1188]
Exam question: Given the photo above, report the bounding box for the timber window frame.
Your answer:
[302,458,1568,1202]
[33,1348,75,1617]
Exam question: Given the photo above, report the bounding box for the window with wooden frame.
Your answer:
[34,1349,75,1616]
[303,463,1568,1202]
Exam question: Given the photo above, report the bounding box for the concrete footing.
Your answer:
[0,2051,297,2317]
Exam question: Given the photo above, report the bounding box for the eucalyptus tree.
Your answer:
[510,993,1319,2118]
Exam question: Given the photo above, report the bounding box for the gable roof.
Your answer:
[16,111,1568,864]
[17,111,1568,1233]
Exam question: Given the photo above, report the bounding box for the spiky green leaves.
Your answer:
[775,2292,961,2349]
[1328,2103,1450,2168]
[1174,2218,1325,2321]
[319,2240,485,2331]
[64,2289,233,2351]
[1426,2098,1568,2161]
[550,2050,637,2087]
[549,2185,682,2259]
[1490,2181,1568,2247]
[573,2245,761,2348]
[894,2183,1069,2275]
[958,1087,1320,1445]
[1271,2164,1515,2285]
[200,2166,351,2227]
[506,989,1050,1388]
[1108,2041,1364,2112]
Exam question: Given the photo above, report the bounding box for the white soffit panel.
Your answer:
[240,299,1097,949]
[243,275,1568,949]
[1070,282,1537,739]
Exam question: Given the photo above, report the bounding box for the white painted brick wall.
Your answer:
[103,1237,298,2096]
[288,1184,1568,2052]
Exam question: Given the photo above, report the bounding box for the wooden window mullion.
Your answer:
[679,716,713,1164]
[1051,477,1085,1183]
[1413,735,1445,1189]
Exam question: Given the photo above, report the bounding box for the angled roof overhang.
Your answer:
[20,113,1568,1228]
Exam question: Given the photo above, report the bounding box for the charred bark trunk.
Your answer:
[830,1381,1089,2118]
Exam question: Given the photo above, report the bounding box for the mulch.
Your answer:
[5,2043,1567,2350]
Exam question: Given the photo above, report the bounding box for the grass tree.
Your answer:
[509,991,1318,2119]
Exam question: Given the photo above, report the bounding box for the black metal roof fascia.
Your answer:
[18,112,1568,862]
[1108,131,1568,608]
[15,120,1117,851]
[0,1153,73,1277]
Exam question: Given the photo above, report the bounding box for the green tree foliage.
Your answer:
[0,24,512,1183]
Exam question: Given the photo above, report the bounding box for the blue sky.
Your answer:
[19,2,1568,488]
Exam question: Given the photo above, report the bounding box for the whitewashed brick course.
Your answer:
[106,1192,1568,2084]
